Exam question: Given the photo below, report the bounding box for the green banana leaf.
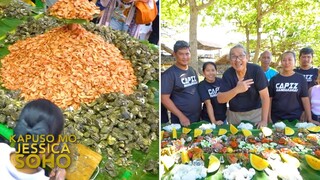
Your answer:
[0,17,26,59]
[95,80,159,179]
[0,11,160,178]
[0,0,12,6]
[162,119,301,137]
[147,80,159,110]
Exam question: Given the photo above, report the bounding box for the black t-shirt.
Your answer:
[198,78,227,121]
[294,67,318,89]
[220,63,268,112]
[269,73,308,122]
[161,65,201,123]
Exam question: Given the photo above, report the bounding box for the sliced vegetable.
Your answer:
[230,124,238,135]
[207,155,220,173]
[307,126,320,133]
[194,128,203,138]
[182,127,191,134]
[172,128,177,139]
[218,128,227,136]
[205,129,213,134]
[250,153,269,171]
[284,127,295,136]
[242,129,252,137]
[305,154,320,171]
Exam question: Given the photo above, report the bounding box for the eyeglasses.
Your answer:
[230,54,246,61]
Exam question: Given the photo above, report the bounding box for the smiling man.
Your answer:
[161,40,201,126]
[217,44,270,128]
[294,47,319,90]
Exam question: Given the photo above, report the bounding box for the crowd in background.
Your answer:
[24,0,159,45]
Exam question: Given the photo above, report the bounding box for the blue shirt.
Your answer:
[264,67,278,81]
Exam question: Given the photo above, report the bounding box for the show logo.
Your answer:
[10,134,76,169]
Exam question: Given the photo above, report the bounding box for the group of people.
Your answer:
[25,0,159,45]
[161,40,320,127]
[95,0,159,44]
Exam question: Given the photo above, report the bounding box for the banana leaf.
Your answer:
[0,7,160,177]
[147,80,159,110]
[0,17,26,60]
[161,120,320,179]
[0,0,12,6]
[0,18,25,38]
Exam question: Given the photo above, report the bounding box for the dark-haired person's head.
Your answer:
[299,47,314,69]
[173,40,191,69]
[173,40,190,53]
[202,62,217,72]
[202,62,217,82]
[299,47,314,58]
[14,99,64,154]
[281,51,296,73]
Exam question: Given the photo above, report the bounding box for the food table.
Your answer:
[161,120,320,179]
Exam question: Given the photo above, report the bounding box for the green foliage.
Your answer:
[94,140,159,180]
[203,0,320,66]
[0,0,12,7]
[61,18,88,24]
[161,0,222,30]
[161,0,189,26]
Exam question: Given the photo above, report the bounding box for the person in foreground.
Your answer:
[161,40,201,126]
[217,44,270,128]
[269,51,319,125]
[0,99,66,179]
[198,62,226,125]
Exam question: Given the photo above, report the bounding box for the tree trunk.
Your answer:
[189,0,199,73]
[253,0,262,64]
[253,18,262,64]
[245,24,250,59]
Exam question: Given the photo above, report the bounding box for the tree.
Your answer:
[220,0,287,63]
[161,0,216,72]
[162,0,320,68]
[255,0,320,66]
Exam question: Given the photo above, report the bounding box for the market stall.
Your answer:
[0,0,159,179]
[161,120,320,179]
